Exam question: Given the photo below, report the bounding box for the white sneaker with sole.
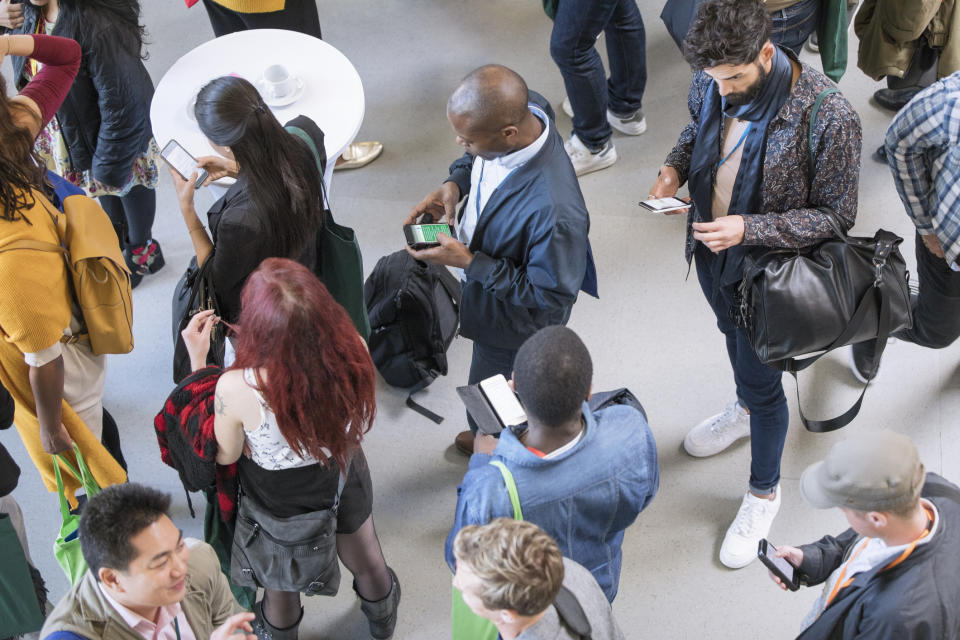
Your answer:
[561,97,647,135]
[683,400,750,457]
[719,486,781,569]
[564,134,617,176]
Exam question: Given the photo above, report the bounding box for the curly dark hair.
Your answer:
[0,75,47,222]
[682,0,772,70]
[21,0,148,60]
[79,483,172,580]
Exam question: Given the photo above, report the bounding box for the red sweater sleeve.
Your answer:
[17,34,82,127]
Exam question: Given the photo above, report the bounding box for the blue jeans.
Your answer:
[769,0,819,55]
[466,341,519,435]
[695,245,789,494]
[550,0,647,151]
[894,233,960,348]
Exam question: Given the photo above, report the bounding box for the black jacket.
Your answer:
[9,8,154,188]
[796,473,960,639]
[205,116,323,323]
[443,91,598,350]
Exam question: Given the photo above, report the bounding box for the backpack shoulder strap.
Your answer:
[0,239,65,256]
[489,460,523,520]
[553,585,592,639]
[808,87,840,178]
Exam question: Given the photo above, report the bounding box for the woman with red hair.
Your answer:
[182,257,399,640]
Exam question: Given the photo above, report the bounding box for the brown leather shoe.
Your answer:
[454,430,474,456]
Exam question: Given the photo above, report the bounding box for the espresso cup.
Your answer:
[262,64,296,100]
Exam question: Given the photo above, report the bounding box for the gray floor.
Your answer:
[4,1,959,638]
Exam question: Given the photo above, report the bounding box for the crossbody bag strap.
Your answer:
[808,88,839,179]
[285,124,330,211]
[331,468,347,513]
[489,460,523,520]
[779,262,895,432]
[553,586,592,640]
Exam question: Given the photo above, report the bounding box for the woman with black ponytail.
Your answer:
[9,0,162,287]
[170,75,325,327]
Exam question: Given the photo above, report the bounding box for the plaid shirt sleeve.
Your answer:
[884,73,960,266]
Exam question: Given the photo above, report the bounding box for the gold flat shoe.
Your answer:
[334,141,383,171]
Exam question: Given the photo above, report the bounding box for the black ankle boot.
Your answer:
[355,567,400,639]
[251,600,302,640]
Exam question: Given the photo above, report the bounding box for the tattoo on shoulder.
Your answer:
[214,392,226,416]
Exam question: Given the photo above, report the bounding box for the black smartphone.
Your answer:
[161,139,208,189]
[638,196,689,212]
[758,539,800,591]
[404,223,452,250]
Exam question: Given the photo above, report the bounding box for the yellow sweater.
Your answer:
[0,190,126,506]
[210,0,285,12]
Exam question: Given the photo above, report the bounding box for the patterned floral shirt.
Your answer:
[665,61,862,259]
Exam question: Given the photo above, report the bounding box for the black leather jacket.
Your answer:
[8,7,155,188]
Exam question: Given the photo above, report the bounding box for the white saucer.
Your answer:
[255,76,306,108]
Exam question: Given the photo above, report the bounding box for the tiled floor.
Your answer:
[3,1,958,638]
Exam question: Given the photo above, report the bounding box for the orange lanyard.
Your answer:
[824,504,935,608]
[29,18,44,78]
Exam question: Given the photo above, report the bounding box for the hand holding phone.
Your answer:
[404,223,453,250]
[758,539,802,591]
[638,196,690,213]
[161,139,209,190]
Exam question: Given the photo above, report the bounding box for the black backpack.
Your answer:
[364,250,461,423]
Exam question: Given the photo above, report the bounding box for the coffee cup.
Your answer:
[261,64,296,100]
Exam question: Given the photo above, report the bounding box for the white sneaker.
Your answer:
[683,401,751,457]
[564,134,617,177]
[561,97,647,135]
[719,486,781,569]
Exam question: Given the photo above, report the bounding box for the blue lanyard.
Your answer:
[173,617,181,640]
[717,122,751,168]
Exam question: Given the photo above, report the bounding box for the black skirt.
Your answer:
[237,447,373,535]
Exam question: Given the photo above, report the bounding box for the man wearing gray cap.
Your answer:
[768,430,960,639]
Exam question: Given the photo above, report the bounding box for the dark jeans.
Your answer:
[695,245,789,494]
[769,0,820,55]
[550,0,647,151]
[465,341,518,436]
[893,232,960,348]
[201,0,322,38]
[887,42,939,92]
[99,185,156,250]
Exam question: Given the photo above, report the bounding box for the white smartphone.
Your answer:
[638,196,689,212]
[479,374,527,429]
[161,139,208,189]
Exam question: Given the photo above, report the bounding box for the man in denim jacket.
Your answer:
[445,326,659,602]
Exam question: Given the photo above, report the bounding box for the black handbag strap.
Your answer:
[553,585,592,639]
[405,373,444,424]
[776,234,898,432]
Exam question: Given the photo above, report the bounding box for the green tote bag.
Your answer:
[285,124,371,339]
[451,461,524,640]
[53,445,101,585]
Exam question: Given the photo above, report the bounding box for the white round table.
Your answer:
[150,29,364,194]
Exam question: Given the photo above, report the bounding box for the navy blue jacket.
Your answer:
[796,473,960,639]
[444,92,598,350]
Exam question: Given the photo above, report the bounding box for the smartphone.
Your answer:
[758,539,800,591]
[161,139,208,189]
[404,223,452,250]
[638,196,689,213]
[479,374,527,430]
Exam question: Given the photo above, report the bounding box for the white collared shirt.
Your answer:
[457,104,550,253]
[98,584,197,640]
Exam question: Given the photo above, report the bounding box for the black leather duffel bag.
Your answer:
[738,216,912,432]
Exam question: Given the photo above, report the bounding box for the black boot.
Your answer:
[251,600,302,640]
[355,567,400,640]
